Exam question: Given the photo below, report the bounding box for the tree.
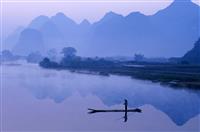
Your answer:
[47,48,57,61]
[61,47,77,58]
[39,57,59,68]
[1,50,14,61]
[27,51,43,63]
[2,50,13,58]
[134,54,145,62]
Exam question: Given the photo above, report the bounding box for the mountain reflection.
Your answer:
[22,67,200,126]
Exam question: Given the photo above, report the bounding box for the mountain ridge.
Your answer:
[5,0,200,57]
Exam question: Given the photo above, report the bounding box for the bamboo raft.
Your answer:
[88,99,142,122]
[88,108,142,114]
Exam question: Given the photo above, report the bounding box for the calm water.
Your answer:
[1,63,200,131]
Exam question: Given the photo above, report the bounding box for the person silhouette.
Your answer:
[124,99,128,122]
[124,99,128,111]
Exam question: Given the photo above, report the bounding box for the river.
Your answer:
[1,62,200,131]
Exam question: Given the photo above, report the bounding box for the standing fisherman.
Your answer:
[124,99,128,111]
[124,99,128,122]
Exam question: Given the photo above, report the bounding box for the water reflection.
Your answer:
[24,67,199,126]
[2,64,200,130]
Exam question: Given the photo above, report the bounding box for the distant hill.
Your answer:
[182,38,200,64]
[3,26,24,50]
[13,28,45,55]
[5,0,200,57]
[28,15,49,29]
[87,0,199,57]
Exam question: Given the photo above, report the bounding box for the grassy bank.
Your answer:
[39,58,200,89]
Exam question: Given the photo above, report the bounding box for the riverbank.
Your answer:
[39,58,200,89]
